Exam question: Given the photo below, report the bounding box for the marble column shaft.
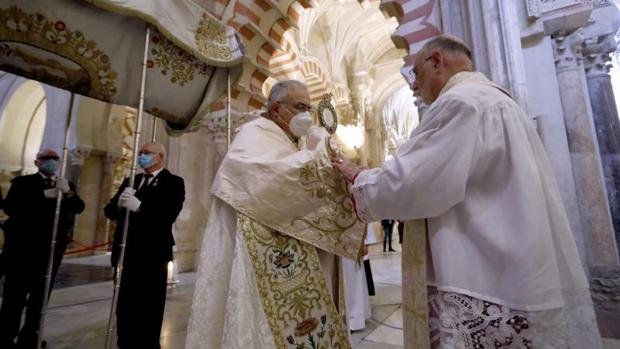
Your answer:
[586,48,620,261]
[553,30,618,266]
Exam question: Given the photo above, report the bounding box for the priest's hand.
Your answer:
[331,157,364,183]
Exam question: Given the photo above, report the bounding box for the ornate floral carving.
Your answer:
[149,28,213,86]
[552,29,586,72]
[526,0,541,19]
[0,6,118,101]
[583,34,616,75]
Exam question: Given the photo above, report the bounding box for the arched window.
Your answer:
[0,80,47,176]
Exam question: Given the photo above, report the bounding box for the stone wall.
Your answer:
[591,266,620,312]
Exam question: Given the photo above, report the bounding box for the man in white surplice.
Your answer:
[186,80,364,349]
[333,35,602,349]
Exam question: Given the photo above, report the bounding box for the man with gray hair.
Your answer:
[333,35,602,348]
[185,80,364,349]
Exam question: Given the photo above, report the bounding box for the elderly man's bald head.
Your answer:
[36,149,59,160]
[34,148,60,175]
[411,35,474,104]
[139,142,166,173]
[140,143,166,159]
[418,35,472,61]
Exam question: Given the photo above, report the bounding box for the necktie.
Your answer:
[44,177,54,189]
[139,174,153,190]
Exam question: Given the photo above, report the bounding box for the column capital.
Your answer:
[69,146,92,166]
[103,152,122,172]
[583,33,616,75]
[552,29,586,72]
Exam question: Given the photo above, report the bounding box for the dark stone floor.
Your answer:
[0,259,114,295]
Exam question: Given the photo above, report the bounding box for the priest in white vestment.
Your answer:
[343,256,371,331]
[185,80,364,349]
[333,35,602,349]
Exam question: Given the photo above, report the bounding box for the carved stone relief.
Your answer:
[552,29,586,71]
[584,34,616,75]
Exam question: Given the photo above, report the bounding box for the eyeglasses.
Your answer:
[38,155,59,161]
[279,101,314,113]
[408,56,433,82]
[139,151,161,156]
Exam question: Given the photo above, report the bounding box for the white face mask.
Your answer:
[288,111,313,137]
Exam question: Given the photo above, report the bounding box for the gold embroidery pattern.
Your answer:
[0,6,118,101]
[297,156,357,232]
[290,155,362,261]
[194,12,232,61]
[402,220,431,349]
[149,28,213,86]
[238,214,351,349]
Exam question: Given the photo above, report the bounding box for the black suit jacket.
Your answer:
[104,169,185,267]
[2,173,84,266]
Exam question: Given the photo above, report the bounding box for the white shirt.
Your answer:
[139,168,162,189]
[351,72,590,311]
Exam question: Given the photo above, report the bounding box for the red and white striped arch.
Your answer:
[379,0,442,79]
[206,0,316,111]
[301,57,332,103]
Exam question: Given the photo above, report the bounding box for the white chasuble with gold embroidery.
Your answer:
[351,72,601,348]
[186,117,364,349]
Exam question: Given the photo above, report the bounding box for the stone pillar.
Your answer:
[169,111,237,272]
[438,0,529,109]
[552,29,618,268]
[350,71,372,166]
[583,34,620,313]
[99,153,122,248]
[584,34,620,258]
[67,146,91,252]
[67,146,91,188]
[364,101,384,168]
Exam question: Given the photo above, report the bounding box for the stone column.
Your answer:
[67,146,91,251]
[438,0,529,109]
[583,35,620,313]
[170,111,239,272]
[553,29,618,267]
[67,146,91,188]
[350,71,372,166]
[584,34,620,258]
[99,152,122,248]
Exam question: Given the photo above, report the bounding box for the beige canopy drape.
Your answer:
[0,0,244,134]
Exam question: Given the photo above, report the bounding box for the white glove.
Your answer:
[43,188,58,199]
[118,187,140,212]
[55,178,70,194]
[306,127,329,150]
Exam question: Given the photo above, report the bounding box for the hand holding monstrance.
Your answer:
[316,93,343,159]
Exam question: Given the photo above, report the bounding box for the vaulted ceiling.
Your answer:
[199,0,412,130]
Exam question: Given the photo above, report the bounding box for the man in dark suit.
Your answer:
[0,186,5,280]
[0,149,85,348]
[104,142,185,349]
[381,219,395,252]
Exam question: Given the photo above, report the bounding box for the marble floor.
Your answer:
[3,244,620,348]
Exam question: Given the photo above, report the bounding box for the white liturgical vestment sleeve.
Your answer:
[213,117,363,259]
[187,118,363,349]
[351,72,600,348]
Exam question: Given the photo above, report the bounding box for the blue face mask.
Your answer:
[138,154,155,169]
[39,159,59,175]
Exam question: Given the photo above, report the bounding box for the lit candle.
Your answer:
[167,260,175,284]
